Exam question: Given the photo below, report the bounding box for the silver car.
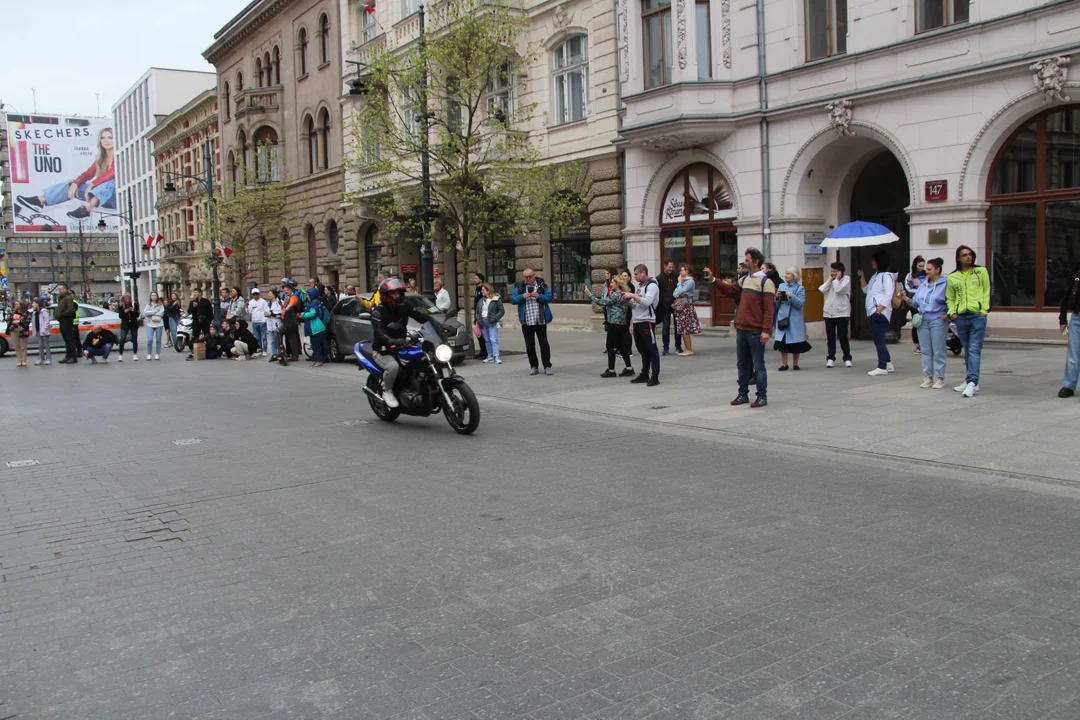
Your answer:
[0,303,122,357]
[323,293,470,364]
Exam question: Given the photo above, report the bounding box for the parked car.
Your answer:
[0,303,122,357]
[324,293,470,364]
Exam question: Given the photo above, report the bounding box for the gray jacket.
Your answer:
[630,278,660,323]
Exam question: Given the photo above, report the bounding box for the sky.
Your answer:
[1,0,241,119]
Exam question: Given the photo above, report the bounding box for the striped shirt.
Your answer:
[713,271,776,334]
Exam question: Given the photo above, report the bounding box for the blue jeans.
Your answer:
[736,329,767,399]
[85,343,112,360]
[267,327,279,356]
[661,304,682,353]
[146,325,162,354]
[953,313,987,385]
[43,180,89,206]
[167,315,179,342]
[481,320,500,358]
[1063,313,1080,390]
[917,316,948,379]
[89,179,116,208]
[869,313,891,369]
[252,322,267,353]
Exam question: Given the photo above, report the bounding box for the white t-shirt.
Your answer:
[481,298,491,320]
[248,298,269,323]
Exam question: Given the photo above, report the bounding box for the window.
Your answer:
[642,0,673,89]
[236,71,244,90]
[404,87,423,138]
[487,62,514,125]
[237,129,248,181]
[364,226,382,292]
[551,226,591,301]
[298,27,309,76]
[305,115,318,173]
[696,0,712,78]
[403,0,419,17]
[227,150,236,185]
[806,0,847,60]
[306,224,318,277]
[988,107,1080,310]
[272,47,281,84]
[362,4,378,43]
[553,35,588,125]
[327,220,339,255]
[363,127,381,164]
[446,75,462,135]
[319,109,331,169]
[252,126,280,183]
[319,14,330,65]
[256,57,264,87]
[484,244,517,301]
[917,0,968,33]
[264,52,272,84]
[223,82,231,119]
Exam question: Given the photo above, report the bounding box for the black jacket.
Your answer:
[1061,271,1080,326]
[188,298,214,329]
[119,305,140,331]
[370,302,435,352]
[235,328,259,354]
[656,271,678,308]
[85,328,117,348]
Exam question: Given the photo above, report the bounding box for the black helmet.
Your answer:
[379,278,406,309]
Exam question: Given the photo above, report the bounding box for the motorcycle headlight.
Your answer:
[434,344,453,363]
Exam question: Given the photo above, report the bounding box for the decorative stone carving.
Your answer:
[617,0,629,84]
[825,99,854,136]
[553,3,571,30]
[721,0,731,70]
[1031,56,1072,104]
[676,0,687,70]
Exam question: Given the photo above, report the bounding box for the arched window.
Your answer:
[256,57,263,87]
[264,52,272,84]
[223,82,231,119]
[552,35,588,125]
[227,150,236,186]
[305,114,318,173]
[252,126,280,182]
[988,106,1080,310]
[327,220,339,255]
[298,27,309,76]
[272,46,281,84]
[236,70,244,90]
[319,108,331,169]
[236,129,247,182]
[319,14,330,66]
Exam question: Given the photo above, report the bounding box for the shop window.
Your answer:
[805,0,846,61]
[484,245,517,301]
[696,0,712,79]
[551,226,591,301]
[917,0,968,33]
[553,35,588,125]
[988,107,1080,309]
[643,0,672,89]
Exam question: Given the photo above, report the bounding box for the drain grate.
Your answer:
[6,459,39,468]
[173,438,203,446]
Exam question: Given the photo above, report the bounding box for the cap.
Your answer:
[251,288,261,295]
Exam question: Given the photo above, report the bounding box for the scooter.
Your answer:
[173,316,193,353]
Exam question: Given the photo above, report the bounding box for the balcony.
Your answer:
[616,83,745,151]
[160,240,200,260]
[234,86,282,120]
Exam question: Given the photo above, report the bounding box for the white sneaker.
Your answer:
[44,360,50,365]
[962,382,977,398]
[117,355,123,362]
[919,376,933,388]
[154,354,160,360]
[886,362,895,373]
[495,357,502,364]
[146,354,152,361]
[954,381,968,392]
[867,367,889,376]
[826,359,835,368]
[133,355,139,361]
[383,391,399,408]
[932,378,945,390]
[844,360,853,368]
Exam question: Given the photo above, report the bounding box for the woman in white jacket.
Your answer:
[819,261,852,368]
[142,292,166,360]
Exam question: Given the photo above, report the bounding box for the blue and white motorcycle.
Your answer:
[354,320,480,435]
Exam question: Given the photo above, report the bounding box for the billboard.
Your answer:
[6,114,118,235]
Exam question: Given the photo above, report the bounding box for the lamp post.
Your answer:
[98,193,140,310]
[160,138,219,323]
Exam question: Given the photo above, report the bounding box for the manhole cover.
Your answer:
[650,405,670,410]
[173,438,203,446]
[341,420,370,427]
[6,459,39,468]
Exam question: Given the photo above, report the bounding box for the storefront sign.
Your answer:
[925,180,947,202]
[401,263,418,273]
[803,232,826,244]
[804,244,827,254]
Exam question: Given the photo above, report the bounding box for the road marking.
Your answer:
[6,459,40,468]
[173,438,203,446]
[341,420,369,427]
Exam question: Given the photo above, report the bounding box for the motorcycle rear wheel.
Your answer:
[174,335,187,353]
[442,380,480,435]
[368,377,400,422]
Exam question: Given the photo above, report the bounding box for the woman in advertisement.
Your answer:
[16,127,116,221]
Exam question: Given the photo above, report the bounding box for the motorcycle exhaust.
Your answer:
[362,386,385,404]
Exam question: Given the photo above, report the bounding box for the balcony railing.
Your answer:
[160,240,199,259]
[234,86,282,120]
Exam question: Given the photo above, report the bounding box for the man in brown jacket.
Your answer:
[704,247,775,408]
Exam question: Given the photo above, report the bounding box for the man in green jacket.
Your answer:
[55,283,79,364]
[946,245,990,398]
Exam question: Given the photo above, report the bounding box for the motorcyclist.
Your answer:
[370,278,442,408]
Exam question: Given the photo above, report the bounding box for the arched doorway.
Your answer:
[659,163,738,325]
[850,151,910,339]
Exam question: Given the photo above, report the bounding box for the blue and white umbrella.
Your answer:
[821,221,900,248]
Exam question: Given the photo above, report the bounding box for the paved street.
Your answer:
[3,335,1080,720]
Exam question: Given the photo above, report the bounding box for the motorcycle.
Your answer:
[353,320,480,435]
[173,315,193,353]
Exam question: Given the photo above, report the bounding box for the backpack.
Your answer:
[295,288,311,312]
[316,302,331,325]
[641,278,659,321]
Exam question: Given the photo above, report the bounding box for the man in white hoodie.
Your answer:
[858,250,897,377]
[819,261,853,368]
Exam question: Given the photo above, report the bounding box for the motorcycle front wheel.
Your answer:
[174,335,187,353]
[367,376,400,422]
[442,380,480,435]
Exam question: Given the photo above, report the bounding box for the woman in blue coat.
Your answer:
[774,267,812,370]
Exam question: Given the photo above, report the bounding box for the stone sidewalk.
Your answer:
[325,328,1080,485]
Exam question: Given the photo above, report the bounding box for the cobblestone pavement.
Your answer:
[2,350,1080,719]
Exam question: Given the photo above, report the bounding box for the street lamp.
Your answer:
[159,138,220,323]
[98,192,141,310]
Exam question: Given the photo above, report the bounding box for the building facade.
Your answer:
[203,0,349,292]
[146,89,221,302]
[616,0,1080,338]
[340,0,624,323]
[112,68,217,305]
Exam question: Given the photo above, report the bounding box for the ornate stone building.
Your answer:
[204,0,352,291]
[340,0,624,324]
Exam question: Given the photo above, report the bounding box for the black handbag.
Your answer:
[777,317,790,330]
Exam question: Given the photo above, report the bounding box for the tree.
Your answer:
[345,0,589,347]
[199,140,304,287]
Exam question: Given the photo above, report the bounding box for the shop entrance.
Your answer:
[849,152,910,340]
